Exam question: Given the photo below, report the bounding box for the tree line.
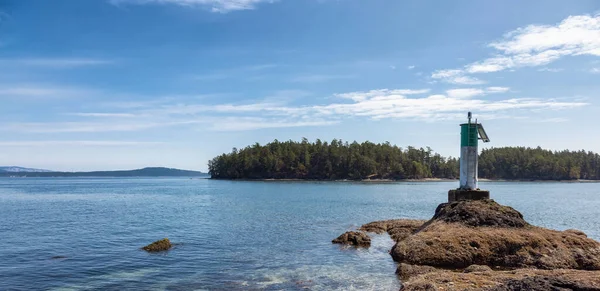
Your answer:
[208,139,600,181]
[479,147,600,180]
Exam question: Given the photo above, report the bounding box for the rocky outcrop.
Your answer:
[142,238,172,252]
[490,275,600,291]
[332,231,371,247]
[391,200,600,270]
[398,267,600,291]
[395,263,438,281]
[428,199,528,228]
[349,199,600,290]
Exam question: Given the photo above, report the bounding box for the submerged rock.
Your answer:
[332,231,371,247]
[360,219,426,242]
[142,238,172,252]
[50,255,67,260]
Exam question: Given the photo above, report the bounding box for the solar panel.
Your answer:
[477,124,490,143]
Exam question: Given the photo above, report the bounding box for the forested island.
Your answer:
[0,167,206,177]
[208,139,600,181]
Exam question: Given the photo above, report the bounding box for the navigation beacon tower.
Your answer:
[448,112,491,202]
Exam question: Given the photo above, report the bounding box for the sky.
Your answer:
[1,0,600,171]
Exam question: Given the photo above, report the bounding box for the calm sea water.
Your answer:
[1,178,599,291]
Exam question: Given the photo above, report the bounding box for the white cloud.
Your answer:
[446,87,509,99]
[110,0,276,13]
[310,89,585,121]
[485,86,510,93]
[407,65,416,70]
[433,14,600,82]
[389,65,397,70]
[591,67,600,74]
[472,14,600,73]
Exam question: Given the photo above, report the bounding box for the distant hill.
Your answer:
[0,167,206,177]
[0,166,52,173]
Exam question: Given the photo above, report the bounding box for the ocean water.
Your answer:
[1,178,599,291]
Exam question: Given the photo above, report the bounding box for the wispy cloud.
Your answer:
[6,87,583,133]
[531,117,569,123]
[445,88,485,99]
[69,113,139,118]
[0,10,10,24]
[407,65,416,70]
[0,58,113,68]
[538,67,563,72]
[486,86,510,93]
[0,140,165,147]
[0,120,203,133]
[210,117,338,131]
[335,89,430,102]
[433,13,600,83]
[591,67,600,74]
[0,84,96,99]
[290,74,355,83]
[311,89,585,121]
[431,69,485,85]
[446,87,509,98]
[109,0,277,13]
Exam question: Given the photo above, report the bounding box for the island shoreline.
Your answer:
[209,177,600,183]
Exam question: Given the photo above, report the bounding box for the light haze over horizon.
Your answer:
[1,0,599,172]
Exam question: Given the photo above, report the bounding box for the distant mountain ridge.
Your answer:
[0,166,53,173]
[0,167,206,177]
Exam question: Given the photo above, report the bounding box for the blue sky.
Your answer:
[1,0,599,171]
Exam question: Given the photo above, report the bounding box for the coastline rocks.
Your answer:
[142,238,172,252]
[391,200,600,270]
[332,231,371,247]
[347,199,600,290]
[399,268,600,291]
[396,263,438,281]
[429,199,528,228]
[360,219,426,242]
[489,276,600,291]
